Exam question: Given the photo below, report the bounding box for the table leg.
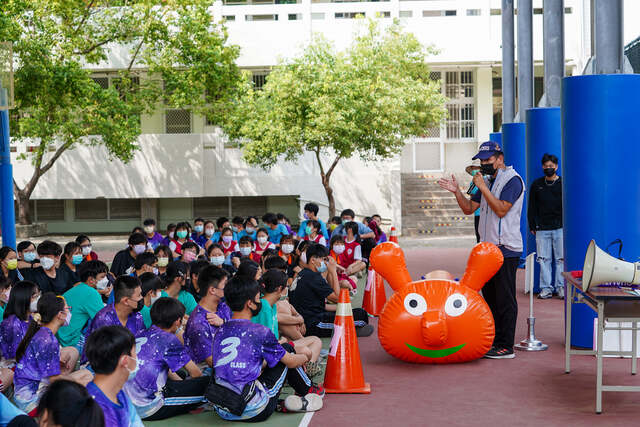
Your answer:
[565,283,573,374]
[596,302,604,414]
[632,321,637,375]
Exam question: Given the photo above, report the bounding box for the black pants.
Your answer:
[306,308,369,338]
[474,216,480,243]
[143,376,210,421]
[482,257,519,350]
[360,238,376,262]
[245,343,311,423]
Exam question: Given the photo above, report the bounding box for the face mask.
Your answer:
[317,260,327,273]
[71,254,83,265]
[246,227,255,234]
[133,244,146,255]
[144,226,154,234]
[176,230,188,239]
[222,235,233,244]
[342,219,348,225]
[63,311,71,327]
[132,298,144,312]
[24,251,37,262]
[303,213,309,220]
[0,288,10,303]
[333,245,345,255]
[150,292,161,305]
[169,231,175,239]
[6,259,17,270]
[232,226,239,233]
[96,277,109,290]
[305,226,313,236]
[183,251,196,262]
[480,163,496,176]
[30,295,40,312]
[250,300,262,317]
[257,236,268,245]
[40,257,55,270]
[544,167,556,177]
[210,256,225,266]
[194,225,204,234]
[240,247,252,256]
[157,257,168,267]
[126,356,139,381]
[205,228,214,237]
[300,252,307,264]
[281,244,294,254]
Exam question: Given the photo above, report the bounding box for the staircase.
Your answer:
[401,173,476,237]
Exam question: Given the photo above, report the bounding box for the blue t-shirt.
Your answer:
[87,381,143,427]
[238,229,257,241]
[298,219,329,240]
[267,224,289,244]
[333,222,373,237]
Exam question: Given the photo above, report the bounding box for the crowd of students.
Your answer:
[0,203,387,426]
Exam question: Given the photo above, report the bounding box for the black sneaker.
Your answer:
[484,347,515,359]
[356,324,374,337]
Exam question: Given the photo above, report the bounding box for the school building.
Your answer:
[9,0,627,236]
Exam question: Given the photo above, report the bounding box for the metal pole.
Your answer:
[501,0,515,123]
[517,0,533,122]
[0,87,16,250]
[543,0,565,107]
[593,0,624,74]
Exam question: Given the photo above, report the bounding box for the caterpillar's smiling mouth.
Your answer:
[405,343,466,358]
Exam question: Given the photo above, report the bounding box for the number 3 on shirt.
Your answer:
[215,337,241,367]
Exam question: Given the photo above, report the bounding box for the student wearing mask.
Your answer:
[303,220,327,247]
[106,252,157,306]
[208,244,236,275]
[85,326,144,427]
[17,240,39,271]
[75,235,99,262]
[184,266,231,372]
[180,241,200,263]
[14,293,92,413]
[201,220,215,249]
[341,222,367,277]
[169,222,192,256]
[143,219,164,250]
[154,244,173,276]
[240,217,258,241]
[254,227,276,258]
[110,233,147,277]
[138,272,163,329]
[211,217,231,244]
[218,227,239,259]
[236,235,259,263]
[191,217,206,243]
[331,209,376,263]
[57,261,109,350]
[329,235,356,292]
[124,297,207,421]
[277,213,294,236]
[0,246,21,284]
[59,242,83,291]
[22,241,66,295]
[231,216,245,241]
[160,262,198,316]
[278,235,296,278]
[298,203,329,240]
[186,259,210,302]
[161,223,177,246]
[262,213,290,244]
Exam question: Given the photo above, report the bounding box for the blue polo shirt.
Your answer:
[267,224,289,244]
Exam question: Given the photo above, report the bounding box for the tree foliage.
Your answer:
[225,18,447,216]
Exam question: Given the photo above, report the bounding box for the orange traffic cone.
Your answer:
[362,267,386,317]
[389,226,399,243]
[324,288,371,394]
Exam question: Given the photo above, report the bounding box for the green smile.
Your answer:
[405,342,466,358]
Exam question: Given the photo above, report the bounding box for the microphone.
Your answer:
[466,182,477,195]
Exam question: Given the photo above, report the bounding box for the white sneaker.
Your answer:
[284,394,323,412]
[538,289,553,299]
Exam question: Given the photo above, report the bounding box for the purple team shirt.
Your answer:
[146,232,164,250]
[124,326,192,410]
[14,327,60,407]
[86,304,145,338]
[87,381,143,427]
[184,302,232,365]
[0,315,30,360]
[212,318,285,394]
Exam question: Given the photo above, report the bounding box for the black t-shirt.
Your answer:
[110,248,135,277]
[527,176,563,231]
[59,263,81,290]
[22,267,68,295]
[289,268,333,327]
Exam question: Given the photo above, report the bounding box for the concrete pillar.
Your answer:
[517,0,533,121]
[501,0,516,123]
[543,0,565,106]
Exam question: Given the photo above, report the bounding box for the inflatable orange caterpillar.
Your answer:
[370,242,503,364]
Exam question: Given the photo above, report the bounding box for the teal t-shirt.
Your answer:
[161,290,197,316]
[251,298,279,339]
[58,282,105,347]
[140,304,152,329]
[0,303,4,321]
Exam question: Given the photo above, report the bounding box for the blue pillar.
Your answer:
[525,107,562,294]
[0,109,16,250]
[501,122,527,265]
[489,132,502,144]
[563,74,640,348]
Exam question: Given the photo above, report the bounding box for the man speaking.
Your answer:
[438,141,524,359]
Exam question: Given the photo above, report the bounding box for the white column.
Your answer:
[475,66,493,143]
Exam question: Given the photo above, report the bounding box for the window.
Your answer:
[423,10,456,17]
[252,72,269,90]
[466,9,481,16]
[245,14,278,21]
[380,11,391,18]
[288,13,302,20]
[109,199,141,220]
[533,8,543,14]
[231,197,267,218]
[193,197,230,219]
[399,10,412,17]
[444,70,475,141]
[490,8,501,15]
[75,199,108,220]
[311,12,325,19]
[92,77,109,89]
[564,7,573,14]
[165,109,191,134]
[35,200,65,222]
[335,12,365,19]
[223,15,235,21]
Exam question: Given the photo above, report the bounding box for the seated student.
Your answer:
[36,379,105,427]
[218,227,239,258]
[200,220,215,249]
[160,262,197,316]
[21,241,67,295]
[138,272,163,329]
[84,326,144,427]
[0,274,11,319]
[186,260,210,302]
[277,214,294,236]
[298,202,329,240]
[86,276,146,339]
[239,216,258,241]
[143,218,164,250]
[329,235,356,292]
[161,223,177,246]
[328,216,341,236]
[17,240,40,271]
[237,235,260,263]
[0,247,21,284]
[57,261,108,351]
[106,252,157,306]
[111,233,147,277]
[14,293,92,413]
[254,227,276,258]
[191,217,206,242]
[341,221,367,277]
[253,270,323,378]
[208,276,323,421]
[369,214,387,244]
[124,297,207,421]
[208,243,236,275]
[154,244,172,276]
[332,209,376,240]
[59,242,83,291]
[180,241,199,263]
[289,243,372,337]
[231,216,244,241]
[262,213,290,244]
[132,226,144,236]
[168,222,192,256]
[236,259,262,282]
[303,220,327,247]
[263,257,304,334]
[211,217,230,244]
[75,235,99,262]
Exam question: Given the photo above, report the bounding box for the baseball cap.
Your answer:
[472,141,503,160]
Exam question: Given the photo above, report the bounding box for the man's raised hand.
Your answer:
[437,174,459,193]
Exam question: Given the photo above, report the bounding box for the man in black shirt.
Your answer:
[110,233,148,277]
[22,240,68,294]
[528,153,563,299]
[289,243,372,337]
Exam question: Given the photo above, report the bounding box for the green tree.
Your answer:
[0,0,245,224]
[224,19,446,217]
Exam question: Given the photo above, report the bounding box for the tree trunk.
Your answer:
[16,191,31,225]
[321,173,336,218]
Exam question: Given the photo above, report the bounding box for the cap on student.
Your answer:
[472,141,503,160]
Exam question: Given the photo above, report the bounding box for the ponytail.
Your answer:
[37,379,105,427]
[15,292,64,362]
